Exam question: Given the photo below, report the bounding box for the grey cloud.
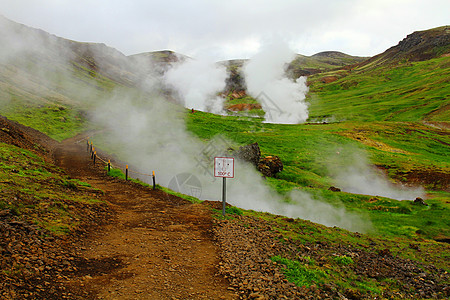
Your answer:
[0,0,448,60]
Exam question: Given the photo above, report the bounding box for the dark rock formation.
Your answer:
[234,142,261,167]
[233,143,284,177]
[414,197,428,206]
[258,156,283,177]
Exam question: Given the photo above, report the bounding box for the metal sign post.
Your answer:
[214,157,235,216]
[222,177,227,216]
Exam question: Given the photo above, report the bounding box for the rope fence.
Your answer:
[86,139,157,189]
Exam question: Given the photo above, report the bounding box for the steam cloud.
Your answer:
[91,90,371,233]
[1,17,371,233]
[164,59,227,114]
[329,149,425,200]
[244,40,309,124]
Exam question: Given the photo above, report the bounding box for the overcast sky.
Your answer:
[0,0,448,60]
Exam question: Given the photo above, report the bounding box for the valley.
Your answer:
[0,16,449,299]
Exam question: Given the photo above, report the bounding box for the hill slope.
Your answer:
[0,16,131,140]
[360,26,450,68]
[287,51,368,78]
[307,26,450,122]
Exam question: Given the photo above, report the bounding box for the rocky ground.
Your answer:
[212,214,449,300]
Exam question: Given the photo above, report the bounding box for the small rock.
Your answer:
[414,197,428,206]
[328,186,341,192]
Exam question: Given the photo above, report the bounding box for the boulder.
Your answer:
[258,156,283,177]
[414,197,428,206]
[234,143,261,167]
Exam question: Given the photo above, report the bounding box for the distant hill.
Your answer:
[1,15,448,125]
[221,52,366,96]
[0,15,369,104]
[129,50,189,75]
[287,51,368,78]
[306,26,450,123]
[129,50,188,64]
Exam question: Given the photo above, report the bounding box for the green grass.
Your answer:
[0,102,87,142]
[186,112,448,188]
[271,255,328,287]
[333,255,354,265]
[185,110,449,240]
[307,57,450,122]
[107,168,127,180]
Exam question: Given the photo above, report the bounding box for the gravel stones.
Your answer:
[212,215,449,299]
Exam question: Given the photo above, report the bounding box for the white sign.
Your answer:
[214,157,234,178]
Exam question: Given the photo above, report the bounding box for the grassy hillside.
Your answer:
[287,51,368,77]
[0,142,106,234]
[0,20,449,299]
[0,16,142,141]
[1,16,448,243]
[186,111,449,240]
[307,56,450,122]
[0,49,122,141]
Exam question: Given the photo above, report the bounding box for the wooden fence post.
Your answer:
[152,171,156,189]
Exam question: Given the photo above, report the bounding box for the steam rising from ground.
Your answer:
[164,59,227,114]
[1,18,371,233]
[329,149,425,200]
[91,89,371,233]
[244,41,309,124]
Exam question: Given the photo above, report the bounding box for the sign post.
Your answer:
[214,157,235,216]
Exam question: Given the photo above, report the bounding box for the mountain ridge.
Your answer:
[0,15,448,121]
[356,26,450,70]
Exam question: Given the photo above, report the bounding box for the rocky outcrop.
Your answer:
[234,142,261,167]
[258,156,283,177]
[414,197,428,206]
[233,143,284,177]
[328,186,341,192]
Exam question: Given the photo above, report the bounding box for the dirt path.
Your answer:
[53,135,236,299]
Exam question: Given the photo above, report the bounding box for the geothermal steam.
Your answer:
[164,59,227,114]
[329,149,425,200]
[244,41,309,124]
[1,17,371,233]
[91,87,371,233]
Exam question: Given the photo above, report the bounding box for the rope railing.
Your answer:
[86,139,157,189]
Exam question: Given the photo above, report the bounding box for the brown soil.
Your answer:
[320,76,338,84]
[52,134,236,299]
[227,103,262,112]
[0,115,58,157]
